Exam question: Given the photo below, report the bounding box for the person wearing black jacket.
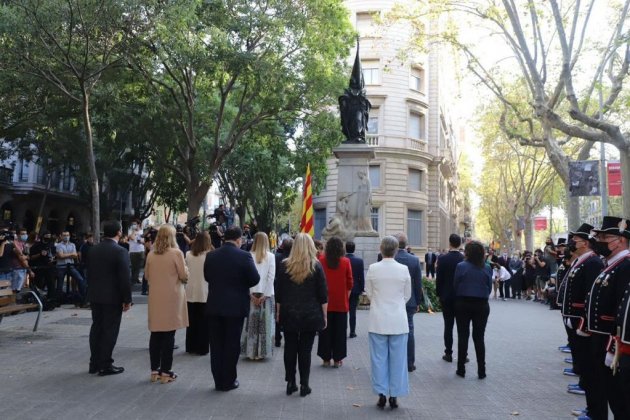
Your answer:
[436,234,464,363]
[87,221,132,376]
[204,226,260,391]
[346,241,365,338]
[274,237,293,348]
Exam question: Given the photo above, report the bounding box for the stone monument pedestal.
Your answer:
[322,143,380,271]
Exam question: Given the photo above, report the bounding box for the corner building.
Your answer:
[313,0,466,253]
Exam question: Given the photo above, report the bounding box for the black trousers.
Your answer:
[89,303,123,371]
[149,330,175,372]
[186,302,209,355]
[455,297,489,373]
[284,331,316,385]
[503,280,512,299]
[571,332,594,414]
[441,298,455,356]
[349,294,360,335]
[406,306,416,367]
[317,312,347,362]
[34,266,56,302]
[208,315,245,389]
[565,324,582,376]
[619,355,630,416]
[588,334,629,420]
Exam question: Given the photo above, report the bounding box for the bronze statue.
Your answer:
[339,40,371,143]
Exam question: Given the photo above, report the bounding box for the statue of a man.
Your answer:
[339,40,372,144]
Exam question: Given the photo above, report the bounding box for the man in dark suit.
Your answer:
[345,241,364,338]
[436,234,464,363]
[394,233,423,372]
[425,248,436,279]
[204,226,260,391]
[87,220,132,376]
[274,237,293,347]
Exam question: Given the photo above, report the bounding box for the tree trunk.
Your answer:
[187,182,210,219]
[35,175,51,235]
[621,150,630,217]
[513,217,522,252]
[82,92,100,243]
[524,205,534,251]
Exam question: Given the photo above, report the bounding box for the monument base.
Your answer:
[353,234,381,274]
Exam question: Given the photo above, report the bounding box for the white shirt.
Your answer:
[365,259,411,335]
[249,251,275,296]
[498,266,511,281]
[128,230,145,253]
[185,251,209,303]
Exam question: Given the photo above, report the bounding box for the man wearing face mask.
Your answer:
[560,225,604,418]
[56,231,88,307]
[29,232,57,304]
[585,216,630,420]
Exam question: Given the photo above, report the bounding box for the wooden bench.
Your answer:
[0,279,43,332]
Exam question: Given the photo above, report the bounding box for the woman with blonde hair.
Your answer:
[145,224,189,384]
[241,232,276,360]
[185,231,213,355]
[275,233,328,397]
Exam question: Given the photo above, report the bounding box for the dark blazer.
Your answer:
[346,253,365,295]
[86,238,132,305]
[454,261,492,299]
[436,250,464,301]
[395,249,423,308]
[425,252,436,267]
[275,261,328,332]
[204,242,260,318]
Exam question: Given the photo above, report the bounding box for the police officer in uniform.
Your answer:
[585,216,630,420]
[615,263,630,409]
[561,225,604,417]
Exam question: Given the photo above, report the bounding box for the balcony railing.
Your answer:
[366,134,427,152]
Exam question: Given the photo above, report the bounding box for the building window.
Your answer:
[314,208,327,240]
[356,12,377,36]
[407,209,423,246]
[371,207,380,233]
[408,168,423,191]
[19,160,29,182]
[367,108,379,134]
[62,167,71,191]
[408,112,426,140]
[362,60,379,85]
[410,67,424,92]
[369,165,381,188]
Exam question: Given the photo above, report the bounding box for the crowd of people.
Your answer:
[2,213,630,417]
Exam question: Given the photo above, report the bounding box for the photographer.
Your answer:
[533,249,550,302]
[208,222,223,249]
[175,224,191,254]
[29,231,57,304]
[522,251,536,300]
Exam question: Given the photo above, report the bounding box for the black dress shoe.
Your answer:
[89,366,97,374]
[478,372,486,379]
[388,397,398,409]
[349,332,357,338]
[455,369,465,378]
[286,380,298,395]
[275,340,282,348]
[299,385,311,397]
[98,366,124,376]
[408,364,416,372]
[377,394,387,409]
[442,354,453,363]
[222,380,239,391]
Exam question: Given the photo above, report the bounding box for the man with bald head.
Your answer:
[393,232,423,372]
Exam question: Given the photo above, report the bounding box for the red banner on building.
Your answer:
[608,161,622,196]
[534,216,548,231]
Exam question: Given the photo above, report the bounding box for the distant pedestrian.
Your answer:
[317,236,353,368]
[453,241,492,379]
[241,232,276,360]
[345,241,364,338]
[87,221,132,377]
[436,234,464,363]
[366,236,411,410]
[424,248,436,279]
[185,231,213,356]
[275,233,328,397]
[204,226,260,391]
[145,224,189,384]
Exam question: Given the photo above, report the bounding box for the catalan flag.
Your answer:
[300,164,314,236]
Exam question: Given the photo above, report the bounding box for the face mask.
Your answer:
[131,224,137,229]
[568,240,577,253]
[62,237,70,243]
[43,237,50,243]
[19,234,28,241]
[593,241,612,258]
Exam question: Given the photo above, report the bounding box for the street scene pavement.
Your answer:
[1,294,582,420]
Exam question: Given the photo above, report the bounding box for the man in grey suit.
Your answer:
[87,220,132,376]
[394,233,423,372]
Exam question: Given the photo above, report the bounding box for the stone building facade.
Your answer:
[313,0,468,253]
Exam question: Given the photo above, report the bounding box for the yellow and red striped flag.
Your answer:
[300,164,314,236]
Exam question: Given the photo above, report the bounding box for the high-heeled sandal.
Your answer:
[333,360,343,368]
[150,370,161,383]
[160,371,178,384]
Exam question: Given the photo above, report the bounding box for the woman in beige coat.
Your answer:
[145,224,189,384]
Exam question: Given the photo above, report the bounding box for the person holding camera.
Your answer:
[175,224,191,255]
[128,221,144,285]
[533,249,550,302]
[29,231,57,304]
[522,251,536,300]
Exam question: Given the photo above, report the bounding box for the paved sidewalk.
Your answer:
[1,295,582,419]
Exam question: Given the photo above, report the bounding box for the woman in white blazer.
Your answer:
[366,236,412,410]
[241,232,276,360]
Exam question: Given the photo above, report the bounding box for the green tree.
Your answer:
[129,0,355,217]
